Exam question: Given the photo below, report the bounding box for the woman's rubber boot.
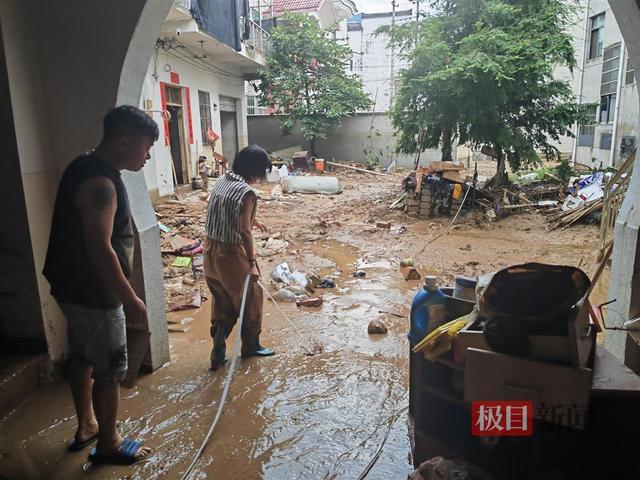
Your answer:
[241,333,275,358]
[210,325,228,371]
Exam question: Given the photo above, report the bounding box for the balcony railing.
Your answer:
[245,19,272,56]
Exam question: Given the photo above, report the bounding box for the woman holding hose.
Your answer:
[204,145,275,370]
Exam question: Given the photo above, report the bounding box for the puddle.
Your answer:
[0,238,415,480]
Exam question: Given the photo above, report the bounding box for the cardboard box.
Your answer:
[429,161,464,172]
[464,348,593,428]
[442,170,465,183]
[453,315,595,368]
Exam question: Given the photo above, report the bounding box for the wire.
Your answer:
[259,280,321,356]
[180,274,251,480]
[355,404,409,480]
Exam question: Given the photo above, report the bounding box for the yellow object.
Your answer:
[453,184,463,200]
[413,315,472,361]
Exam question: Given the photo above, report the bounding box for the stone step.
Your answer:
[0,355,47,419]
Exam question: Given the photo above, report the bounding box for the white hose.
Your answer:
[180,274,251,480]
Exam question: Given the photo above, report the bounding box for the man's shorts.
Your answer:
[59,301,128,384]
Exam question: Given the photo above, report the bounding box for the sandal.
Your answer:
[88,438,151,465]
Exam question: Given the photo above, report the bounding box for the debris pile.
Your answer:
[156,200,208,314]
[397,158,630,230]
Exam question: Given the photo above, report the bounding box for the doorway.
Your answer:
[165,85,189,185]
[220,96,239,165]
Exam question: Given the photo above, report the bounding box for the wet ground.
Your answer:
[0,164,605,479]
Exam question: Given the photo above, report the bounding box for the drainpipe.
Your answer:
[572,0,590,166]
[609,40,626,168]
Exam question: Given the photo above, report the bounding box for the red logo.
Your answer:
[472,401,533,436]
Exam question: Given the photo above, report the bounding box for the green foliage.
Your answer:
[364,125,383,168]
[555,158,575,182]
[257,14,372,152]
[386,0,587,174]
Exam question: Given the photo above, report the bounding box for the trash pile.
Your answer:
[269,262,335,307]
[543,171,615,230]
[156,200,208,315]
[399,161,477,217]
[397,158,628,230]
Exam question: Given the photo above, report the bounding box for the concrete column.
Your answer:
[118,0,174,369]
[605,0,640,361]
[1,0,172,369]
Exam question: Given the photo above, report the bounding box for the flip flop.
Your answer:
[67,433,99,452]
[88,438,151,465]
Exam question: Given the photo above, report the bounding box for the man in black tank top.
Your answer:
[43,106,157,465]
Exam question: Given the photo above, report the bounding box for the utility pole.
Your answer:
[415,0,420,47]
[390,0,397,108]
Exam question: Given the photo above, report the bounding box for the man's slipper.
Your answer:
[88,438,151,465]
[67,433,98,452]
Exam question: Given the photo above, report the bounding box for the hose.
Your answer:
[180,274,251,480]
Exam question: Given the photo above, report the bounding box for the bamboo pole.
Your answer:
[325,161,387,176]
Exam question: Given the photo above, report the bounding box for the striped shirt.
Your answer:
[205,172,256,244]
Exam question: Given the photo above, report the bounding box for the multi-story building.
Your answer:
[245,0,357,115]
[344,8,413,113]
[141,0,271,199]
[573,0,638,168]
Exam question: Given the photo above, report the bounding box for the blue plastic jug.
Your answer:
[408,276,446,345]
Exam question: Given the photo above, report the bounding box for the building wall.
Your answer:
[573,0,638,168]
[606,0,640,362]
[247,113,447,168]
[0,0,172,366]
[343,10,413,113]
[141,49,249,198]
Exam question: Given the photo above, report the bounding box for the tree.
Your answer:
[257,13,372,155]
[386,0,587,180]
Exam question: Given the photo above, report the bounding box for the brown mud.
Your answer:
[0,163,604,479]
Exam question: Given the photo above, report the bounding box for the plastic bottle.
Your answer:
[408,276,446,345]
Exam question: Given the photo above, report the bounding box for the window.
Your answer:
[599,44,621,124]
[599,94,616,123]
[198,90,212,145]
[589,13,605,60]
[600,44,621,95]
[247,95,256,115]
[246,95,268,115]
[599,132,613,150]
[165,86,182,105]
[578,105,597,147]
[626,58,635,85]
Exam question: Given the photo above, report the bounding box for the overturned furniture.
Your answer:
[409,263,640,480]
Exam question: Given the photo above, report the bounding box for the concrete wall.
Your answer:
[247,112,446,168]
[606,0,640,362]
[0,27,44,342]
[141,49,249,198]
[0,0,172,367]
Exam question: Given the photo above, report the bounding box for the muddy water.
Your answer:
[0,239,417,479]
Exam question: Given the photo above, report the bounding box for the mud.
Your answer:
[0,163,605,479]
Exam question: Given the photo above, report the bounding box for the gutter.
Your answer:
[609,39,626,167]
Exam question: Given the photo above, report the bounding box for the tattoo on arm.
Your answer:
[90,184,116,210]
